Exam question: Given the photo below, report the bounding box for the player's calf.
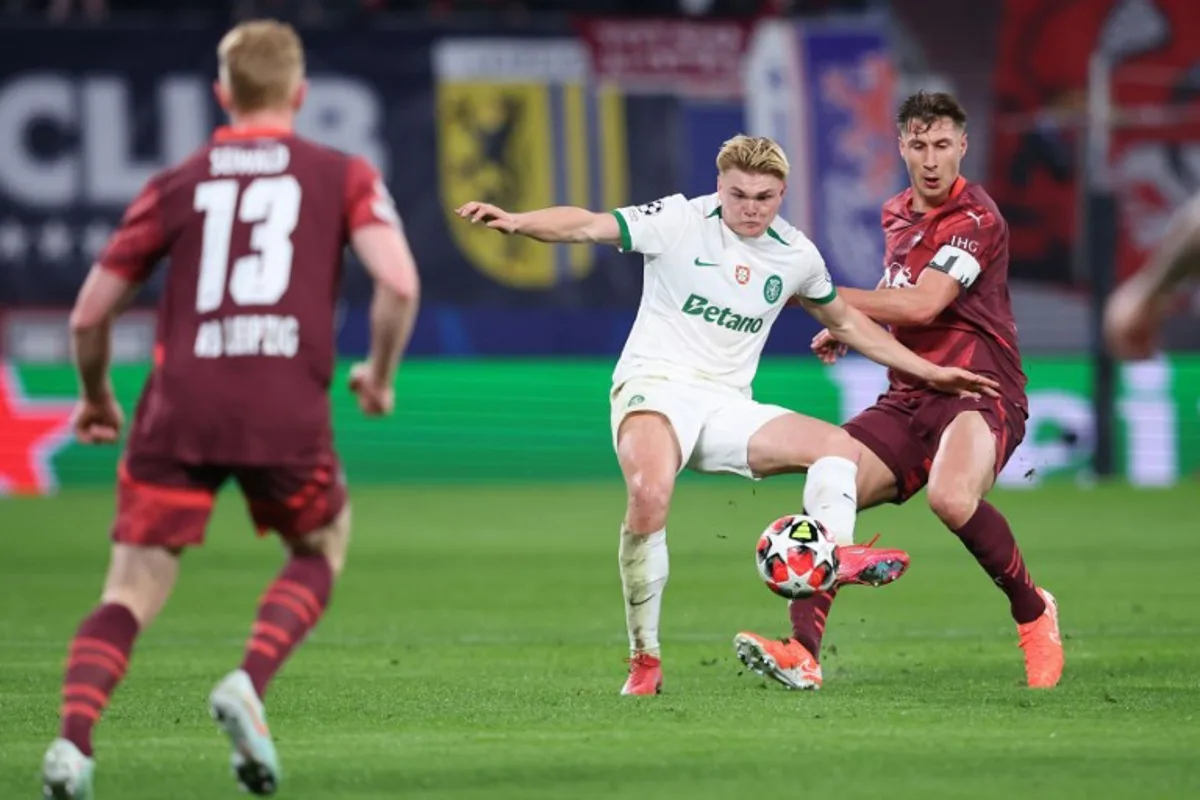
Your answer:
[614,411,679,688]
[238,550,336,700]
[48,545,177,784]
[618,525,669,688]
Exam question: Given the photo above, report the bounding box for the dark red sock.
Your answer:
[59,603,141,757]
[240,553,333,698]
[788,588,839,658]
[952,500,1046,624]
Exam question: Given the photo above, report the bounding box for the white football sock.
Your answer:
[804,456,859,545]
[618,526,669,658]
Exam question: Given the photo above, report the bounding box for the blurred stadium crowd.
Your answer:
[3,0,873,24]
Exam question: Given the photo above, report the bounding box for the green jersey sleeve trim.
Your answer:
[611,209,632,251]
[808,286,837,305]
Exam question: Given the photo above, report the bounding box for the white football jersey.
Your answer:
[611,192,835,392]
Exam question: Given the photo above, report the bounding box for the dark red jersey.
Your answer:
[98,126,400,465]
[879,178,1028,411]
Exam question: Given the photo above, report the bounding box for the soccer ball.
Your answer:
[755,514,839,599]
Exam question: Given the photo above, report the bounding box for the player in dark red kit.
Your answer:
[41,20,420,799]
[734,91,1063,691]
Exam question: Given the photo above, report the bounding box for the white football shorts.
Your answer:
[609,376,791,479]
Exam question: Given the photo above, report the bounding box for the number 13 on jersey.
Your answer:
[194,176,302,313]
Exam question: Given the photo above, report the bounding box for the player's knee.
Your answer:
[100,544,183,628]
[749,416,859,473]
[815,426,860,464]
[926,484,979,530]
[289,505,352,577]
[777,426,855,469]
[625,474,673,533]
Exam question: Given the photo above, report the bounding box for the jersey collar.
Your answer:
[906,176,967,216]
[212,126,293,142]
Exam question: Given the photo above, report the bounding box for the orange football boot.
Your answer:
[1018,588,1063,688]
[620,653,663,695]
[732,633,822,690]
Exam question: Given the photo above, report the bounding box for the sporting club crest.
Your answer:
[763,274,783,303]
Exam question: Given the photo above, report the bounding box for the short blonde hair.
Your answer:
[217,20,305,113]
[715,135,789,180]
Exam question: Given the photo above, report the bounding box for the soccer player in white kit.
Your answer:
[457,135,998,695]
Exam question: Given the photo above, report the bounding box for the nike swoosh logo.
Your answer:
[629,594,656,607]
[693,258,719,267]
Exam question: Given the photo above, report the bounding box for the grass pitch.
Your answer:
[2,480,1198,798]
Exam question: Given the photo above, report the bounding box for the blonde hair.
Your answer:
[715,135,789,180]
[217,20,305,113]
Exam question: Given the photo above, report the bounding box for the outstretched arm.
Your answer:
[810,277,887,363]
[803,294,999,397]
[1127,195,1200,296]
[457,201,621,245]
[1105,195,1200,359]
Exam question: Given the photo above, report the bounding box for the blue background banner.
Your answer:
[800,20,905,289]
[743,18,904,291]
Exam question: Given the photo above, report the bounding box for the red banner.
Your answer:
[989,0,1200,286]
[574,18,750,99]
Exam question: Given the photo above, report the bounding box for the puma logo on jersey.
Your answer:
[964,210,983,226]
[681,293,765,333]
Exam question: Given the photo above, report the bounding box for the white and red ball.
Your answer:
[755,514,839,599]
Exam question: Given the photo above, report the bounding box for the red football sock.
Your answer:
[59,603,141,757]
[788,587,839,658]
[952,500,1046,624]
[240,553,333,698]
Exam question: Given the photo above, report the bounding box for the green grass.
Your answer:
[2,480,1198,799]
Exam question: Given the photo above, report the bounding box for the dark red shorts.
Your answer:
[842,391,1026,503]
[111,449,347,549]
